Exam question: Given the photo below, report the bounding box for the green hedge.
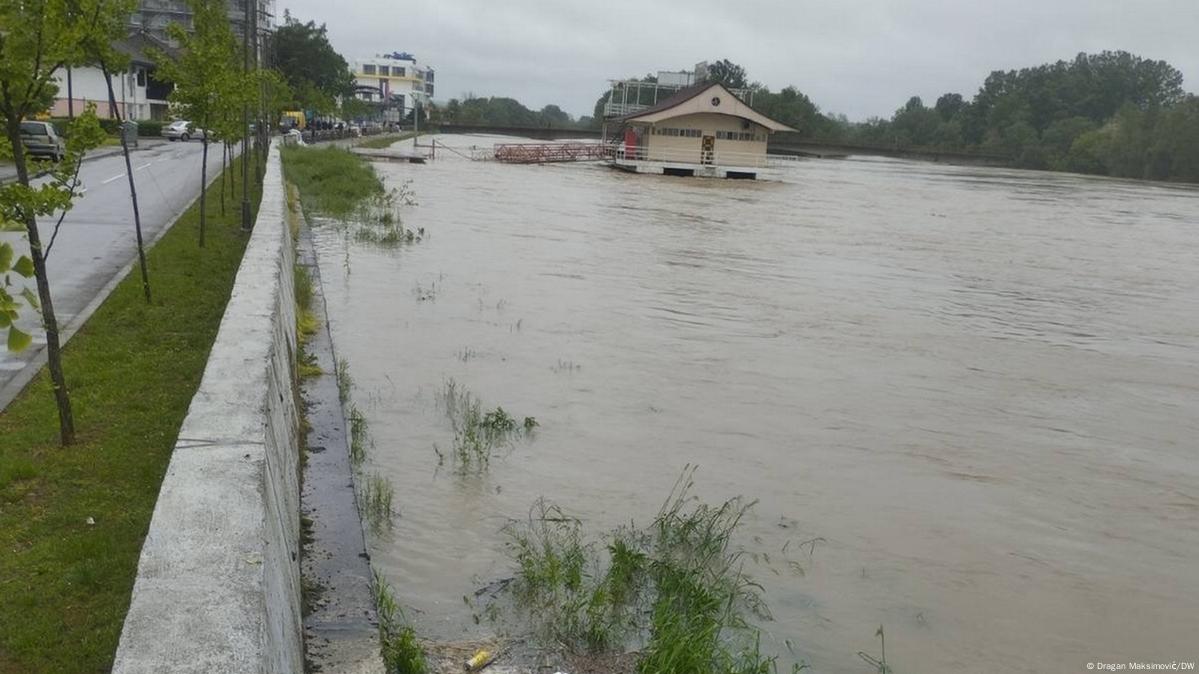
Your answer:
[47,117,164,137]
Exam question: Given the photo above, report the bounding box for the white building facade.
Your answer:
[351,52,435,120]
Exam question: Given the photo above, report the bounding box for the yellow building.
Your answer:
[609,82,795,179]
[351,52,434,121]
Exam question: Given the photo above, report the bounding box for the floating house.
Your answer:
[606,82,796,179]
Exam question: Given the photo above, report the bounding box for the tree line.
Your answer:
[851,51,1198,181]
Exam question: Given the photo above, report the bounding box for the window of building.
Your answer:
[378,65,389,76]
[715,130,762,141]
[136,68,146,87]
[652,127,701,138]
[394,67,405,77]
[425,70,434,82]
[363,64,376,74]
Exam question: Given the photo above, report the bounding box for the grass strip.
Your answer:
[0,152,262,674]
[281,144,383,218]
[355,131,419,150]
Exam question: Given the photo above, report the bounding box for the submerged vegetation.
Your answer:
[281,145,424,248]
[362,471,396,533]
[374,571,429,674]
[433,379,538,474]
[501,468,804,673]
[281,145,383,218]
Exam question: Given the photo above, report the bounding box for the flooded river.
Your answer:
[312,134,1199,673]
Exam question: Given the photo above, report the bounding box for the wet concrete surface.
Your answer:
[297,217,383,673]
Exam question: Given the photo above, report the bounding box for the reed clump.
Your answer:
[502,467,800,673]
[434,379,538,474]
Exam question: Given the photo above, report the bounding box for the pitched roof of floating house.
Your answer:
[616,82,796,132]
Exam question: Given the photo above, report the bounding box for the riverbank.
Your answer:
[0,153,261,673]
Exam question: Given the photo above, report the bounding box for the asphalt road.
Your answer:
[1,139,232,410]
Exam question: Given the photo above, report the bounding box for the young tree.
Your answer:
[77,0,152,302]
[153,0,241,247]
[0,0,114,445]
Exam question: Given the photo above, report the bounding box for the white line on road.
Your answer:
[135,162,152,171]
[101,173,127,185]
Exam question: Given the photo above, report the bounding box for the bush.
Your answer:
[48,117,163,137]
[137,120,164,137]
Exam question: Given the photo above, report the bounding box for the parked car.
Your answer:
[19,120,65,161]
[164,120,210,142]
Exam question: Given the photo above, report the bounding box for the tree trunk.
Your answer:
[100,62,152,303]
[199,134,208,248]
[4,118,75,446]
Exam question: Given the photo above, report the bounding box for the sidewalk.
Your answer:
[0,138,168,184]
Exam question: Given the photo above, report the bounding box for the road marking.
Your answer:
[135,162,152,171]
[101,173,127,185]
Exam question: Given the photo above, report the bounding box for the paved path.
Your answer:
[1,139,230,410]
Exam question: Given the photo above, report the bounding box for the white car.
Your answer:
[164,120,210,142]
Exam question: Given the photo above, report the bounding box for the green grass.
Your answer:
[0,153,261,674]
[503,467,794,673]
[373,571,428,674]
[362,472,396,533]
[281,144,384,218]
[433,379,538,474]
[356,131,419,150]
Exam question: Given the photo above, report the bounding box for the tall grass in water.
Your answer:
[435,379,538,474]
[373,571,427,674]
[334,357,352,404]
[503,467,799,672]
[362,472,396,533]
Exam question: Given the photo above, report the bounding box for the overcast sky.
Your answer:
[279,0,1199,121]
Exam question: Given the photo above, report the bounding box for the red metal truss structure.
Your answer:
[493,142,613,164]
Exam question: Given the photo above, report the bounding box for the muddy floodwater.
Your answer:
[311,134,1199,673]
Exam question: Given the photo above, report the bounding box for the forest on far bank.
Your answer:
[430,51,1199,184]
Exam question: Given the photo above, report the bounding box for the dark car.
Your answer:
[19,121,65,161]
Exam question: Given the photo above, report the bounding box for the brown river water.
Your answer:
[311,134,1199,673]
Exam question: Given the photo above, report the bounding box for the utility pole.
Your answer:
[240,0,251,231]
[67,67,74,119]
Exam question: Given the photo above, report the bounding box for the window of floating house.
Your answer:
[652,127,702,137]
[715,130,763,141]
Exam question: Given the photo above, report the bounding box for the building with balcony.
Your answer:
[351,52,434,121]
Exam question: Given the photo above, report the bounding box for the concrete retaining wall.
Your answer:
[112,144,304,674]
